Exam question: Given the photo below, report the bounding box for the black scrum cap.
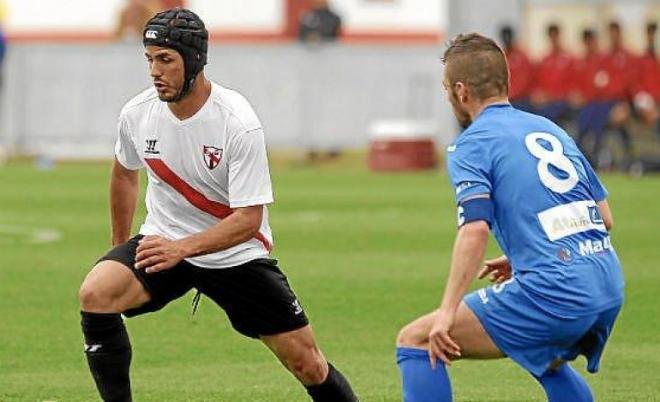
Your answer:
[143,8,209,102]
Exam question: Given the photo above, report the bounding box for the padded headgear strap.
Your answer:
[143,8,208,102]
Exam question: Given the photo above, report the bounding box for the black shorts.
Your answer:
[98,235,309,338]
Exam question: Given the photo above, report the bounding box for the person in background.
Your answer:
[298,0,342,43]
[500,25,534,113]
[298,0,343,163]
[531,24,575,124]
[116,0,162,41]
[601,21,638,106]
[634,22,659,131]
[572,29,610,149]
[569,29,603,109]
[576,21,635,167]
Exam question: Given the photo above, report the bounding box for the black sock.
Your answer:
[305,363,359,402]
[81,311,133,402]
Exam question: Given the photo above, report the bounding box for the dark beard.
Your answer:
[450,89,472,129]
[159,93,178,102]
[455,110,472,129]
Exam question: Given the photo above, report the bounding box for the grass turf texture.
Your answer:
[0,157,658,401]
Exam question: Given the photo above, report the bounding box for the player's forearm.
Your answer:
[110,164,139,246]
[597,200,614,231]
[439,221,489,314]
[176,208,261,258]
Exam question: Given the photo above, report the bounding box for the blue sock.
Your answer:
[396,347,452,402]
[535,363,593,402]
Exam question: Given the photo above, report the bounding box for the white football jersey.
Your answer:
[115,82,274,268]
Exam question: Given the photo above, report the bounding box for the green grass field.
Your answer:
[1,158,659,401]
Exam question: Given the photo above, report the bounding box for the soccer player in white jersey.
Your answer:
[78,8,358,402]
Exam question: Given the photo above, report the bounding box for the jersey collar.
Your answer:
[481,102,512,113]
[473,102,512,121]
[162,84,215,125]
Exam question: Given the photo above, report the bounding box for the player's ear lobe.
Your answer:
[455,82,469,103]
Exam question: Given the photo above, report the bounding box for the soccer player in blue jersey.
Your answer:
[396,33,624,402]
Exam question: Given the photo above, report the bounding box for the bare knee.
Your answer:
[78,261,149,313]
[281,346,328,385]
[397,322,428,348]
[79,280,118,312]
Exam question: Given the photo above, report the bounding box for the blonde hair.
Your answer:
[442,32,509,101]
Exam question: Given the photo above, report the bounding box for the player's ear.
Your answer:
[455,82,469,103]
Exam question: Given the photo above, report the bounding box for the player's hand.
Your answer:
[478,255,512,284]
[428,310,461,368]
[135,235,187,273]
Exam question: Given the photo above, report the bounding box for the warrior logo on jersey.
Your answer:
[203,146,223,170]
[145,139,159,154]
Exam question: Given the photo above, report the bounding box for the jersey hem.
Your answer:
[229,196,274,208]
[114,152,143,171]
[184,249,271,269]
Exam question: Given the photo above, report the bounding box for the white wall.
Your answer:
[332,0,446,32]
[4,0,445,35]
[1,44,453,157]
[5,0,125,32]
[188,0,283,32]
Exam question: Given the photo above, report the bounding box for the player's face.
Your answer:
[443,78,472,129]
[145,46,185,102]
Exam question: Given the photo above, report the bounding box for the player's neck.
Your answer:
[168,76,212,121]
[470,96,509,121]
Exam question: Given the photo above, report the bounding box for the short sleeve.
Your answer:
[447,135,493,205]
[582,157,608,201]
[226,128,274,208]
[114,115,143,170]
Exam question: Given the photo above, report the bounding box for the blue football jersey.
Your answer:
[447,104,624,318]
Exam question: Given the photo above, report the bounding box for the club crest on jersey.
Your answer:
[203,146,223,170]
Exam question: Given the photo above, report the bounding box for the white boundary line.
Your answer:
[0,225,63,244]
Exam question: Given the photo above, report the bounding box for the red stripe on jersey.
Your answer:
[144,158,273,252]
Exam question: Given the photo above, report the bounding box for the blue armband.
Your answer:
[457,195,493,228]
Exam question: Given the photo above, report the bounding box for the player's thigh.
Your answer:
[195,259,309,338]
[397,302,504,360]
[451,302,504,359]
[79,259,150,313]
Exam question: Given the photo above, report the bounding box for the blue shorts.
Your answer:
[464,277,621,377]
[578,101,616,134]
[536,101,571,123]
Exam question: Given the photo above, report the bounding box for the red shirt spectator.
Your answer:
[532,24,574,102]
[506,46,534,101]
[571,30,609,103]
[599,48,638,101]
[597,22,639,101]
[572,52,608,102]
[637,51,660,100]
[534,49,574,101]
[636,22,660,102]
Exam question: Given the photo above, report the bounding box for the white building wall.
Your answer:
[5,0,125,32]
[188,0,283,32]
[4,0,445,35]
[332,0,446,32]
